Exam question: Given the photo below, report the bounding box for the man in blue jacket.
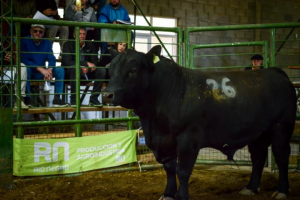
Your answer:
[21,24,67,107]
[98,0,130,24]
[98,0,131,52]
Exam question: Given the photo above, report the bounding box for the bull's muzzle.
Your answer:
[102,92,114,99]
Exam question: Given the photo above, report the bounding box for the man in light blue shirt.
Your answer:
[98,0,131,52]
[98,0,130,24]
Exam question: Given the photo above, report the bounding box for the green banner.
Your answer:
[14,130,137,176]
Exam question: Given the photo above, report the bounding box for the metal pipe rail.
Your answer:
[10,17,183,136]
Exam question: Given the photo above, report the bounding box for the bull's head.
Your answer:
[103,45,162,109]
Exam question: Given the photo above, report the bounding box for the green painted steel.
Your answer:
[189,41,268,69]
[0,1,14,188]
[0,108,13,189]
[15,23,22,122]
[13,116,140,128]
[270,29,276,67]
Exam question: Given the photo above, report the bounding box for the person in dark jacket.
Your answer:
[36,0,69,54]
[62,27,105,106]
[245,54,264,70]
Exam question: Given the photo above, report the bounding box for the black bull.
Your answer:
[104,45,296,200]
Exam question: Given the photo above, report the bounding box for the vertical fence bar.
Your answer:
[0,108,13,189]
[263,41,268,68]
[270,28,276,67]
[185,27,190,68]
[15,23,24,138]
[0,0,13,189]
[75,26,82,137]
[270,29,276,171]
[177,28,183,66]
[127,28,133,130]
[189,45,194,69]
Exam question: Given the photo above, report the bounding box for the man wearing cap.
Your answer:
[62,27,105,106]
[21,24,67,107]
[245,54,264,70]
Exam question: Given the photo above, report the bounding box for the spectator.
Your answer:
[64,0,97,40]
[36,0,69,55]
[12,0,37,37]
[98,0,130,24]
[98,42,126,105]
[21,24,67,107]
[60,0,106,15]
[62,27,105,106]
[0,32,28,108]
[98,0,131,53]
[99,42,127,67]
[245,54,264,70]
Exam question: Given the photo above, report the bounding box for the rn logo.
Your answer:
[34,142,69,162]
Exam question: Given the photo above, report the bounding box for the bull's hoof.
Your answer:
[239,188,255,195]
[271,191,287,199]
[158,195,175,200]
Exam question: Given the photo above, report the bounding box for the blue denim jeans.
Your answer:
[26,67,65,97]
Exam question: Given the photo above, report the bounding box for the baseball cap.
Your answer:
[251,54,263,60]
[31,24,45,29]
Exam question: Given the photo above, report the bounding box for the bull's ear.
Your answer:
[146,45,162,59]
[110,48,119,59]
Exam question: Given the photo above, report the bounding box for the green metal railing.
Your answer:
[185,22,300,171]
[189,41,268,69]
[11,18,182,136]
[1,11,300,179]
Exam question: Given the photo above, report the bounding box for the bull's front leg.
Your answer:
[176,141,200,200]
[160,158,177,200]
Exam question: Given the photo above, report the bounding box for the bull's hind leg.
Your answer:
[240,132,271,195]
[271,124,293,199]
[161,159,177,199]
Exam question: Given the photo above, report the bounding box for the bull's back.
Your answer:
[178,67,296,146]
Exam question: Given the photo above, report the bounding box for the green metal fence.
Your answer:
[1,15,300,180]
[185,23,300,171]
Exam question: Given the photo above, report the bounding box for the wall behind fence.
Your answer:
[121,0,300,70]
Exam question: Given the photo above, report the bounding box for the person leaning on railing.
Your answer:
[62,27,105,107]
[21,24,68,107]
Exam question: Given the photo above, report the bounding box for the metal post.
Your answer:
[264,41,268,68]
[75,26,82,137]
[177,28,183,66]
[0,108,13,189]
[185,27,190,68]
[15,23,22,122]
[270,28,276,67]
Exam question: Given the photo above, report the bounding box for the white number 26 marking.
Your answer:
[206,78,236,98]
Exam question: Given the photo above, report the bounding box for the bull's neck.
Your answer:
[144,64,186,117]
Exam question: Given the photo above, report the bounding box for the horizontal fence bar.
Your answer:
[12,18,181,33]
[192,41,266,49]
[186,22,300,32]
[13,116,140,127]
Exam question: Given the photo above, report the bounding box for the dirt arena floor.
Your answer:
[1,165,300,200]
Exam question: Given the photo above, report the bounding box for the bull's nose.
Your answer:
[102,92,114,99]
